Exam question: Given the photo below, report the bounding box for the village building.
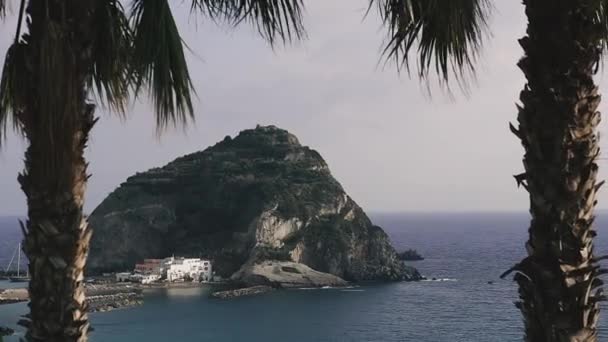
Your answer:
[165,258,212,282]
[115,272,132,282]
[115,257,213,284]
[134,259,162,275]
[130,273,161,284]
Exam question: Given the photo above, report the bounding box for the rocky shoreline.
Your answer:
[232,261,350,288]
[211,285,274,299]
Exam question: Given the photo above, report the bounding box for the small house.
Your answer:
[115,272,132,282]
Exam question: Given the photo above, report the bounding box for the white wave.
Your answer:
[293,285,358,290]
[421,278,457,282]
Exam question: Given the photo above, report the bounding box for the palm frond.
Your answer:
[0,0,6,17]
[130,0,194,131]
[89,0,131,115]
[191,0,306,45]
[0,43,27,146]
[0,0,28,146]
[371,0,491,86]
[595,0,608,55]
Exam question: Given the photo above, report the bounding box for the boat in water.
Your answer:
[10,276,29,283]
[4,242,29,283]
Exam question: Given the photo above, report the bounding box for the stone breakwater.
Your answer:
[0,284,143,312]
[211,285,274,299]
[86,286,143,313]
[0,288,28,305]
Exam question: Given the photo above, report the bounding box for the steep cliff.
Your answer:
[88,125,420,283]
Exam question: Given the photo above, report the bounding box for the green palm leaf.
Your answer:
[371,0,491,85]
[595,0,608,54]
[0,42,26,146]
[90,0,131,115]
[128,0,306,131]
[130,0,195,131]
[191,0,306,45]
[0,0,27,145]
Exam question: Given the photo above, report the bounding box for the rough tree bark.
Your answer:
[19,106,96,342]
[17,0,97,341]
[508,0,605,341]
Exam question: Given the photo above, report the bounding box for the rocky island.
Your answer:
[397,249,424,261]
[88,125,421,288]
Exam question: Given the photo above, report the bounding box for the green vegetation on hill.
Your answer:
[88,126,420,282]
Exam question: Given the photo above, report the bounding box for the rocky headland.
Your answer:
[88,125,421,287]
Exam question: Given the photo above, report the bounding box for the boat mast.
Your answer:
[4,245,17,273]
[16,242,20,277]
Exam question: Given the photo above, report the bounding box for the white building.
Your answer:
[164,258,212,282]
[115,272,132,282]
[115,272,161,284]
[200,260,212,282]
[132,273,161,284]
[160,257,176,278]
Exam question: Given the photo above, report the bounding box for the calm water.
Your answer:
[1,213,607,341]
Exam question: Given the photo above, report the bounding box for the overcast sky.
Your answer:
[1,1,606,215]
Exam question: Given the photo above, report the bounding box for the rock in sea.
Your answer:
[211,285,274,299]
[0,326,14,337]
[397,249,424,261]
[88,125,421,286]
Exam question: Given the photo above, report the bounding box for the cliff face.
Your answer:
[88,126,420,283]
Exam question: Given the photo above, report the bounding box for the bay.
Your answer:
[1,212,606,341]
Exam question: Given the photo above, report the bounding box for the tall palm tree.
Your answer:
[371,0,607,340]
[0,0,304,341]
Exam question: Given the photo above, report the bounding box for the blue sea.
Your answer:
[1,212,607,341]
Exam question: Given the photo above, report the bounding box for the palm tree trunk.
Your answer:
[17,1,97,341]
[509,0,605,340]
[18,105,96,342]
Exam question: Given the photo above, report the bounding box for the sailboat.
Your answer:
[4,242,29,283]
[1,244,18,280]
